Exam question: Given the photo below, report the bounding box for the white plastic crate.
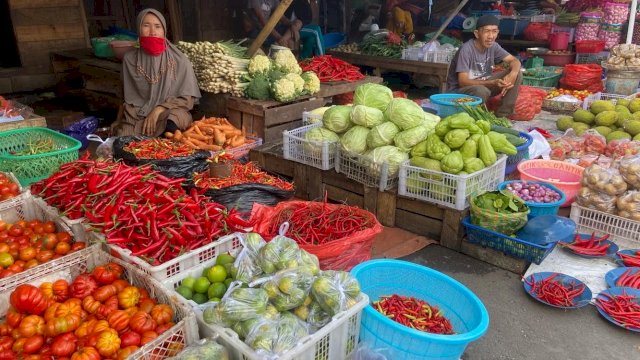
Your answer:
[424,49,457,64]
[531,14,555,22]
[31,195,89,242]
[398,155,507,211]
[0,171,24,206]
[570,203,640,246]
[582,92,639,109]
[212,136,263,159]
[335,147,399,192]
[302,111,323,126]
[200,294,368,360]
[0,242,199,360]
[283,123,338,171]
[98,232,243,282]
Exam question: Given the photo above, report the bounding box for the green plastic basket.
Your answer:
[522,66,563,88]
[0,127,81,186]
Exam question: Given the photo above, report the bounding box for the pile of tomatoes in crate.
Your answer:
[0,262,179,359]
[545,88,592,101]
[0,220,86,279]
[0,173,20,202]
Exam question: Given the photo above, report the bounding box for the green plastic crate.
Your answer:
[522,66,563,88]
[0,127,81,186]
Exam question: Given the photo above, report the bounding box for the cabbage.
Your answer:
[423,112,440,130]
[385,98,426,130]
[322,105,353,134]
[367,122,400,148]
[350,105,385,128]
[353,83,393,112]
[365,145,409,175]
[340,125,369,154]
[303,127,340,155]
[394,125,431,152]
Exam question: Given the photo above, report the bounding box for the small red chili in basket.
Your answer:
[523,274,586,307]
[193,161,294,191]
[124,138,195,159]
[373,294,455,335]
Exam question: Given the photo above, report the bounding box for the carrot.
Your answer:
[185,132,208,141]
[174,130,183,141]
[223,128,243,137]
[213,128,226,146]
[164,132,174,138]
[189,138,222,151]
[193,124,204,136]
[229,135,245,148]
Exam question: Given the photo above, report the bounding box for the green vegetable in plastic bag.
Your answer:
[167,338,229,360]
[367,121,400,148]
[244,312,309,356]
[257,235,300,274]
[230,233,266,284]
[306,301,331,329]
[211,284,269,322]
[311,270,361,316]
[351,105,385,128]
[258,269,315,311]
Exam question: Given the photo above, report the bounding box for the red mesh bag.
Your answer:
[559,64,604,93]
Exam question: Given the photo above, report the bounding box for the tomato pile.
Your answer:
[0,262,181,359]
[0,173,20,202]
[0,220,85,279]
[545,88,592,101]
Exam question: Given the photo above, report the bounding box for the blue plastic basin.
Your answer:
[351,259,490,360]
[323,32,346,49]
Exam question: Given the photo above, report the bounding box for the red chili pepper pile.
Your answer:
[260,198,376,245]
[524,274,586,307]
[616,269,640,289]
[31,154,248,265]
[618,251,640,267]
[193,161,294,191]
[373,294,455,335]
[595,292,640,331]
[560,233,611,257]
[300,55,365,82]
[123,138,195,159]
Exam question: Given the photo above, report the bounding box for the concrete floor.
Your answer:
[402,245,640,360]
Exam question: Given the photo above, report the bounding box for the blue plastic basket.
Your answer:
[505,132,533,175]
[498,17,530,37]
[498,180,566,218]
[462,217,556,264]
[430,94,483,118]
[351,259,489,360]
[323,32,346,49]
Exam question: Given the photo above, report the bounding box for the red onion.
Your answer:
[504,182,562,204]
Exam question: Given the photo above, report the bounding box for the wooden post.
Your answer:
[246,0,293,57]
[166,0,183,42]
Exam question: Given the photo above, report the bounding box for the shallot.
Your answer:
[599,24,623,50]
[576,12,602,41]
[603,2,629,25]
[505,182,562,203]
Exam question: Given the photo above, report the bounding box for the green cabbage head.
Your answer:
[350,105,385,128]
[394,125,431,152]
[353,83,393,112]
[365,145,409,175]
[367,122,400,148]
[340,125,370,154]
[303,127,340,155]
[322,105,353,134]
[384,98,426,130]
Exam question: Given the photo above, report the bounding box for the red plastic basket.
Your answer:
[575,40,606,54]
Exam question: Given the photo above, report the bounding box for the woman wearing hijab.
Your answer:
[113,8,201,137]
[386,7,413,37]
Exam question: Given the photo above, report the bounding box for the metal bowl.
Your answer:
[527,47,549,55]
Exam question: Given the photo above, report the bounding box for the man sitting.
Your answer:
[445,15,522,118]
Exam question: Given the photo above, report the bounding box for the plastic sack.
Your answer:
[581,164,628,195]
[576,187,618,213]
[618,154,640,189]
[605,139,640,158]
[252,268,315,311]
[87,134,116,159]
[529,130,552,160]
[304,301,331,330]
[64,116,98,150]
[257,235,320,275]
[354,344,393,360]
[510,86,547,121]
[201,183,294,214]
[209,282,270,322]
[311,270,362,316]
[0,97,33,119]
[231,305,281,339]
[578,154,613,168]
[230,233,266,284]
[559,64,604,93]
[616,190,640,221]
[470,191,530,236]
[244,312,309,358]
[250,201,383,271]
[113,135,210,178]
[167,337,230,360]
[523,22,553,42]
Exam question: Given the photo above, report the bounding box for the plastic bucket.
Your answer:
[498,180,566,218]
[323,32,346,49]
[605,70,640,95]
[429,94,483,117]
[549,32,569,51]
[517,160,584,208]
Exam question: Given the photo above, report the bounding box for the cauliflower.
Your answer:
[271,78,298,102]
[273,49,302,74]
[284,73,305,93]
[301,71,320,95]
[248,54,272,76]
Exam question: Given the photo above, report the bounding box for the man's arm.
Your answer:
[458,72,500,88]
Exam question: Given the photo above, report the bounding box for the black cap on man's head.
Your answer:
[476,15,500,29]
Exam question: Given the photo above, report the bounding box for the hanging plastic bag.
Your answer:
[559,64,604,93]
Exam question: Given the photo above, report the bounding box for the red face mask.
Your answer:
[139,36,166,56]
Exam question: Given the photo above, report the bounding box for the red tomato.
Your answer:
[22,335,43,354]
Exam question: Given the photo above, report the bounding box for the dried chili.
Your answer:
[193,161,294,191]
[299,55,365,82]
[594,291,640,331]
[373,294,455,335]
[523,274,586,307]
[123,138,195,159]
[559,233,612,257]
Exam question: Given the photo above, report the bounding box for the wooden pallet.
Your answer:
[227,96,326,143]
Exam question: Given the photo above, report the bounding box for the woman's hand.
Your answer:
[142,106,165,136]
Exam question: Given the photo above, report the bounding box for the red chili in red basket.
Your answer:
[560,233,611,256]
[523,274,585,307]
[595,292,640,330]
[373,294,455,335]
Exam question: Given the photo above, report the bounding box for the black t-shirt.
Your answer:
[285,0,312,24]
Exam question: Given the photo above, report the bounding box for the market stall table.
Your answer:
[326,50,450,92]
[0,114,46,132]
[317,75,383,98]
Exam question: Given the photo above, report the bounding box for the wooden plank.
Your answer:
[306,167,324,201]
[15,23,85,42]
[322,171,363,195]
[376,191,397,227]
[440,208,467,251]
[325,184,364,208]
[362,186,378,215]
[261,152,295,178]
[460,241,529,274]
[197,92,229,118]
[293,162,308,199]
[0,115,46,132]
[263,97,326,127]
[227,109,242,130]
[19,39,86,68]
[0,79,12,94]
[77,0,90,48]
[395,197,445,220]
[264,120,302,143]
[317,76,383,98]
[227,97,269,117]
[9,0,77,8]
[395,209,443,240]
[11,6,81,24]
[166,0,183,41]
[10,73,56,92]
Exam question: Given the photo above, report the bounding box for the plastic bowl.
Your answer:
[498,180,566,217]
[324,32,346,49]
[110,40,137,60]
[430,94,483,117]
[517,160,584,207]
[351,259,489,360]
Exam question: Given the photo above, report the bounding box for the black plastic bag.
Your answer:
[113,136,210,178]
[201,183,294,213]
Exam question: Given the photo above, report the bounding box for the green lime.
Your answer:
[175,286,193,300]
[206,265,228,283]
[193,276,211,294]
[215,253,236,266]
[208,282,227,300]
[192,293,208,304]
[210,297,221,302]
[200,266,212,278]
[181,276,196,290]
[224,278,234,288]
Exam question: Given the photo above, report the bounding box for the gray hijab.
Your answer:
[122,8,201,117]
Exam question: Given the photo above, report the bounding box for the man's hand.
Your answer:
[142,106,165,136]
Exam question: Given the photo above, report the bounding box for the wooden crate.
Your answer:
[0,114,46,132]
[227,96,326,143]
[249,142,468,249]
